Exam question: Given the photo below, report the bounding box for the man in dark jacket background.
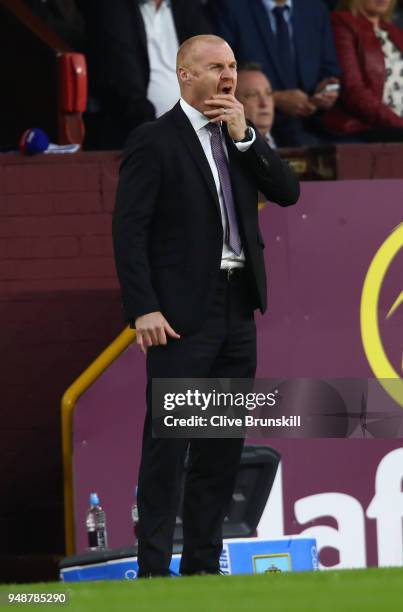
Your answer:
[207,0,340,146]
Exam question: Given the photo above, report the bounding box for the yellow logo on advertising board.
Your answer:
[360,223,403,407]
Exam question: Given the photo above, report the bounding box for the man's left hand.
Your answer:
[204,94,248,141]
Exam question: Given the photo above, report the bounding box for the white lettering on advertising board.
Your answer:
[257,448,403,568]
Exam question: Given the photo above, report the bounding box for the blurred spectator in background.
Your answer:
[236,63,276,147]
[323,0,403,141]
[80,0,211,149]
[24,0,84,49]
[208,0,340,147]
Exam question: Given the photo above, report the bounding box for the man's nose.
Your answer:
[221,66,234,79]
[258,94,269,107]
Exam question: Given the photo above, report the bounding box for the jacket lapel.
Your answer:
[171,103,221,215]
[171,0,186,43]
[134,0,148,54]
[383,20,403,51]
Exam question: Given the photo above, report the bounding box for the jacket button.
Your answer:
[260,155,270,166]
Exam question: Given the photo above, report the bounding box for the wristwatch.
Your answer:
[235,127,254,143]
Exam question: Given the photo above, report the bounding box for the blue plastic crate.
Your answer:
[61,537,317,582]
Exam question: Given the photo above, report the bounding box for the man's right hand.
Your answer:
[134,311,181,354]
[273,89,316,117]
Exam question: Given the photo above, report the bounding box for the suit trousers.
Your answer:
[136,269,257,576]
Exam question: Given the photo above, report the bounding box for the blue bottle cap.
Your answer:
[90,492,100,505]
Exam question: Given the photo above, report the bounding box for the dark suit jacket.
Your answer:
[207,0,340,93]
[82,0,212,129]
[112,103,300,334]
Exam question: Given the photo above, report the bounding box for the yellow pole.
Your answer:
[61,327,136,555]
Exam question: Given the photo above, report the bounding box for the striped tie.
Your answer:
[206,123,242,256]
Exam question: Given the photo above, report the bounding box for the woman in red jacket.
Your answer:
[324,0,403,139]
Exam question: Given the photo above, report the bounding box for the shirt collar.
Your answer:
[264,0,293,14]
[180,98,211,133]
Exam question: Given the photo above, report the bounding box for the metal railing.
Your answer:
[61,327,136,555]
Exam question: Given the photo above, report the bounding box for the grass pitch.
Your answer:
[1,568,403,612]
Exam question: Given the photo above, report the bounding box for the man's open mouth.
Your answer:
[220,86,233,95]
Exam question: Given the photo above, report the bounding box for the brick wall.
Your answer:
[0,152,124,558]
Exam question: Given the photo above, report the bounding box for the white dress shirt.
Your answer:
[265,131,277,148]
[180,98,256,269]
[140,0,181,117]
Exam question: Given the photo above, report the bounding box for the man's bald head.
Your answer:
[176,35,230,72]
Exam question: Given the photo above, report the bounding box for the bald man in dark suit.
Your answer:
[113,34,299,577]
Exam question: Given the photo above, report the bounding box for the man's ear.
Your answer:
[178,66,191,87]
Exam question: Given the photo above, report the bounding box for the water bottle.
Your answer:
[131,486,139,541]
[86,492,108,551]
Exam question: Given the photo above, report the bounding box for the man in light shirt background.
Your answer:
[139,0,184,118]
[81,0,211,149]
